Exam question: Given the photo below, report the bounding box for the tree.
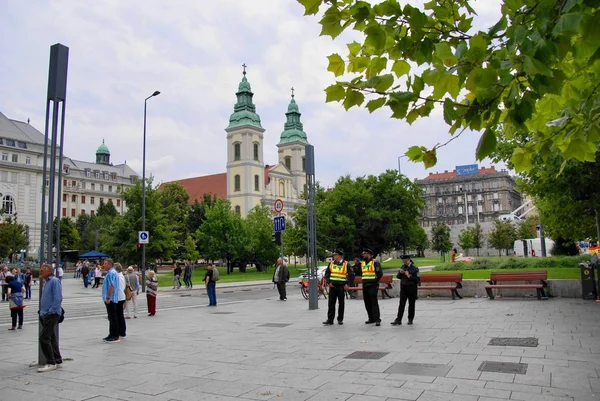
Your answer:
[97,199,118,217]
[75,214,102,251]
[53,217,80,252]
[487,219,517,256]
[457,227,474,256]
[243,204,280,271]
[180,234,199,262]
[471,222,485,256]
[159,181,190,259]
[516,215,539,239]
[0,216,29,261]
[410,225,429,258]
[430,222,452,261]
[298,0,600,172]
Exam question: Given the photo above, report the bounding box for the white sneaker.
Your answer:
[37,364,57,373]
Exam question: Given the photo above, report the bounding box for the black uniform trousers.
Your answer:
[276,281,287,300]
[396,284,418,322]
[327,283,345,322]
[363,282,381,322]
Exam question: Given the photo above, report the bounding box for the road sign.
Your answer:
[273,216,285,232]
[274,198,284,213]
[138,231,149,244]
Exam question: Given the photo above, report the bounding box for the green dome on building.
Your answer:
[96,139,111,165]
[96,140,110,155]
[227,70,264,130]
[278,94,309,145]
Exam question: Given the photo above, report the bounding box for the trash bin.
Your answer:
[579,261,597,300]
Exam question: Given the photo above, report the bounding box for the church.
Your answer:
[169,69,310,217]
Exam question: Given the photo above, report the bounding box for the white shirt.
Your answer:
[117,273,126,302]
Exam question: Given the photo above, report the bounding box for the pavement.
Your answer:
[1,277,599,401]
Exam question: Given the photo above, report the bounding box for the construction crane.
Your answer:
[500,199,536,222]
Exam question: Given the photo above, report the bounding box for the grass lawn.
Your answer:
[421,267,580,280]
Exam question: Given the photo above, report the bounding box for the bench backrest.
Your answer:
[352,275,393,285]
[489,271,547,282]
[420,273,463,283]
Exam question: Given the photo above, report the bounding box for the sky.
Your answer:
[0,0,505,188]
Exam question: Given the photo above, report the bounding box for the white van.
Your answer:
[513,238,555,257]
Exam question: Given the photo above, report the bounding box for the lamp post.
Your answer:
[397,155,407,175]
[459,185,468,224]
[141,90,160,292]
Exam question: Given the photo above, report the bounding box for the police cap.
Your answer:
[362,248,374,255]
[400,254,411,260]
[333,249,344,256]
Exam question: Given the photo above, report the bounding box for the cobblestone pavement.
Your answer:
[0,277,598,401]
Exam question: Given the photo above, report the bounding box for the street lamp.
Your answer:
[141,90,160,292]
[459,185,468,224]
[397,155,407,175]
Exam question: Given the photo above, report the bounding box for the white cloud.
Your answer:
[0,0,504,189]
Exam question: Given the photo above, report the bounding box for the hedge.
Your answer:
[433,255,590,271]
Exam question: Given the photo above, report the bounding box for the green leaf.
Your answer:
[476,128,497,160]
[391,60,410,78]
[511,147,532,173]
[364,24,386,50]
[327,54,345,77]
[374,73,394,92]
[422,150,437,168]
[343,89,365,110]
[432,74,459,99]
[320,12,344,38]
[552,12,585,35]
[443,98,458,124]
[365,57,387,78]
[434,43,458,66]
[298,0,322,15]
[324,84,346,102]
[347,41,362,57]
[366,97,386,113]
[406,146,424,161]
[349,1,371,22]
[406,109,420,124]
[523,56,553,77]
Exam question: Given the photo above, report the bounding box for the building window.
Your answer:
[62,208,66,217]
[108,185,112,192]
[234,175,241,192]
[24,174,30,185]
[254,175,259,192]
[493,203,500,211]
[63,165,69,174]
[467,194,472,202]
[63,179,67,186]
[91,197,95,205]
[71,209,76,217]
[63,194,67,202]
[279,182,285,197]
[437,197,443,204]
[11,154,17,163]
[1,153,7,161]
[302,157,306,172]
[90,210,95,216]
[2,195,15,214]
[284,156,291,170]
[6,139,15,146]
[17,141,26,149]
[25,157,31,165]
[458,206,463,214]
[111,173,117,181]
[100,184,104,191]
[86,170,91,178]
[95,171,100,178]
[71,195,77,202]
[116,199,121,207]
[81,209,85,215]
[71,180,76,187]
[234,143,241,161]
[81,196,86,204]
[468,205,473,215]
[81,182,86,190]
[235,205,241,215]
[253,143,259,161]
[91,183,95,190]
[100,198,104,204]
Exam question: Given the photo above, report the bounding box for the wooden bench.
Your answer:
[485,271,548,300]
[346,275,394,299]
[418,273,463,300]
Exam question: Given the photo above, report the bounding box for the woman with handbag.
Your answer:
[146,270,158,316]
[6,276,25,330]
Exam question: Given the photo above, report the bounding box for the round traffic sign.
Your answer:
[274,198,284,213]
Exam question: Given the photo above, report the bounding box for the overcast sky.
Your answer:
[0,1,505,188]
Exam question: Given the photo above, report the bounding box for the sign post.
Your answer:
[138,231,149,244]
[273,199,285,257]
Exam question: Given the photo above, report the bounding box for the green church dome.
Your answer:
[96,140,110,155]
[278,94,308,145]
[227,70,263,130]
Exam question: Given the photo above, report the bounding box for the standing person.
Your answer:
[451,248,457,263]
[114,263,127,339]
[38,263,63,372]
[348,257,362,299]
[24,267,32,299]
[6,276,25,330]
[81,262,90,289]
[204,264,217,306]
[359,248,383,326]
[183,261,192,289]
[1,266,12,302]
[323,249,349,325]
[75,261,81,278]
[55,263,64,281]
[273,258,290,301]
[125,266,140,319]
[172,262,182,289]
[391,255,420,326]
[101,258,120,343]
[146,270,158,316]
[93,264,102,288]
[14,268,25,284]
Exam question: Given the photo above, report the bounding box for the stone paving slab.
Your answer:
[0,286,599,401]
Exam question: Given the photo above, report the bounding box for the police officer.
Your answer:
[323,249,349,325]
[391,255,420,325]
[359,248,383,326]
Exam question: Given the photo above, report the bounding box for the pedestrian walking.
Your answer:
[125,266,139,319]
[24,267,32,299]
[115,263,127,338]
[93,264,102,288]
[6,276,25,330]
[101,258,120,343]
[172,262,182,289]
[322,249,349,325]
[359,248,383,326]
[204,264,217,306]
[391,255,420,326]
[146,270,158,316]
[183,261,193,289]
[1,266,12,302]
[55,264,64,281]
[272,258,290,301]
[81,262,90,288]
[38,263,63,372]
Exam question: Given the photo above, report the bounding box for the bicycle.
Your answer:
[299,276,328,300]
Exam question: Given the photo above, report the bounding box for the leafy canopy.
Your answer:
[298,0,600,172]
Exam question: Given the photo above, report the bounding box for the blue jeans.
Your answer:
[25,284,31,299]
[207,282,216,306]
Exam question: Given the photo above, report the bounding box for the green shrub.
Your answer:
[433,255,589,271]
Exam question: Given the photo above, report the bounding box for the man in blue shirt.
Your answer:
[38,263,63,373]
[101,258,120,343]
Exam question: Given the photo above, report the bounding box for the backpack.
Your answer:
[212,268,220,282]
[124,284,134,301]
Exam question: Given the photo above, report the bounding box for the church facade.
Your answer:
[171,70,310,217]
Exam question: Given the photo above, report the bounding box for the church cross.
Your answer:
[242,63,247,75]
[291,87,295,98]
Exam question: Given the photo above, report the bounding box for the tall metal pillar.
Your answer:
[305,145,318,310]
[38,43,69,366]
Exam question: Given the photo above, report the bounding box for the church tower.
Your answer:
[276,89,309,202]
[226,66,265,217]
[96,140,111,165]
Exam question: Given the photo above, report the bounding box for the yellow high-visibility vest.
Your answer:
[329,261,347,282]
[361,260,376,280]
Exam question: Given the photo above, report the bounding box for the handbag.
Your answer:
[124,284,133,301]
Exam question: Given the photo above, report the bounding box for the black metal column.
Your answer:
[305,145,318,310]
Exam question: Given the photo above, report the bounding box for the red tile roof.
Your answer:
[166,173,227,204]
[423,166,496,180]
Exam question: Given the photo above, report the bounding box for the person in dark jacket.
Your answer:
[323,249,349,325]
[358,248,383,326]
[81,263,90,289]
[273,258,290,301]
[347,257,361,299]
[391,255,420,325]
